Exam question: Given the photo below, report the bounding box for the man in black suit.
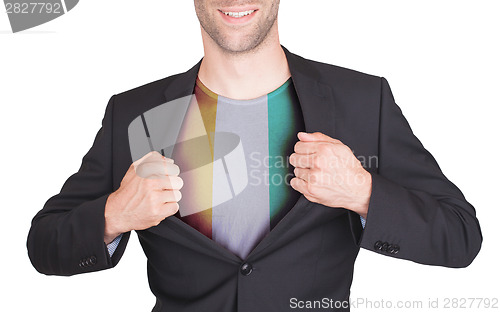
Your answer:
[27,1,482,311]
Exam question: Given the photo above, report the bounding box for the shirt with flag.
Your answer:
[173,76,304,259]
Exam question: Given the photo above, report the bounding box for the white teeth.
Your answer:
[222,10,255,18]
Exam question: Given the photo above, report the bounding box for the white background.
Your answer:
[1,1,499,311]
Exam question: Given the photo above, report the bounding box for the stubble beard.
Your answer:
[195,1,280,55]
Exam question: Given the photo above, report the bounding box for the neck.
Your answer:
[197,24,291,100]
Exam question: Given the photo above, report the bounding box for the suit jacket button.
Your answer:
[387,244,394,253]
[393,245,400,254]
[240,263,253,276]
[381,242,389,252]
[80,258,88,267]
[89,256,97,265]
[374,241,383,250]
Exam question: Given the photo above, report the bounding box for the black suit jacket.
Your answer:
[27,46,482,311]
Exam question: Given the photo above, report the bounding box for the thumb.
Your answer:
[134,151,173,166]
[133,151,160,167]
[297,132,340,143]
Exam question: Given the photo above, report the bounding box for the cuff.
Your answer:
[106,234,123,257]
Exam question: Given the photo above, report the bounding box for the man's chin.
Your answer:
[215,36,267,55]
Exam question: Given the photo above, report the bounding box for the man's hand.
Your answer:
[103,151,183,244]
[289,132,372,219]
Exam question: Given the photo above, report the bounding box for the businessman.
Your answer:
[27,1,482,311]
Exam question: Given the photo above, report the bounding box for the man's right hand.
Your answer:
[103,151,183,244]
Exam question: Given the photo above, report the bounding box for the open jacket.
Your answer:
[27,46,482,312]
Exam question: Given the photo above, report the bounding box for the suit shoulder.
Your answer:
[289,52,385,111]
[107,71,192,126]
[295,53,382,87]
[113,73,182,104]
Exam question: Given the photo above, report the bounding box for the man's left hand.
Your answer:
[289,132,372,219]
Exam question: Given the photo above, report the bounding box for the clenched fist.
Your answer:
[289,132,372,219]
[104,151,184,244]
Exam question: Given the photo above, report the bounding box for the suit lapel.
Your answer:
[163,59,202,102]
[283,46,336,137]
[157,46,338,260]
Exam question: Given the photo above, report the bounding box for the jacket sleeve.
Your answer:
[351,77,482,268]
[27,96,130,276]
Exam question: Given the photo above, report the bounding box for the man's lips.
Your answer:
[218,8,258,24]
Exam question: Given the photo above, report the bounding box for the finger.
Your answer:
[158,190,182,203]
[163,157,174,163]
[290,176,305,192]
[135,162,166,178]
[136,162,180,178]
[290,177,313,197]
[141,153,175,166]
[133,151,174,169]
[133,151,161,167]
[289,153,315,168]
[294,167,324,186]
[127,151,159,180]
[161,176,184,190]
[297,132,342,144]
[161,202,180,217]
[290,177,319,203]
[294,141,324,154]
[293,167,310,181]
[165,163,180,176]
[142,154,174,165]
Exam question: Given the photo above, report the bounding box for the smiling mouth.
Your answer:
[219,9,257,18]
